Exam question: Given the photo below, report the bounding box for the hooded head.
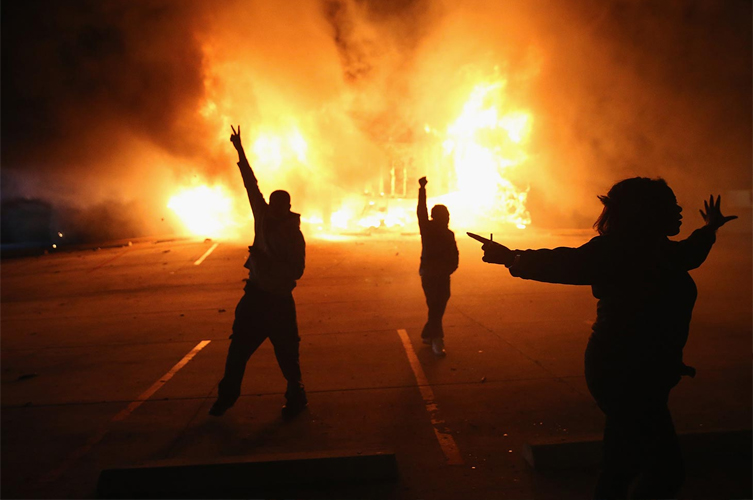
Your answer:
[431,204,450,227]
[269,190,292,219]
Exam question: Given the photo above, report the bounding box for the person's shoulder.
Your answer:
[579,234,609,252]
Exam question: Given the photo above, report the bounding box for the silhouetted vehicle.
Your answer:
[210,125,307,419]
[417,176,459,356]
[481,177,737,499]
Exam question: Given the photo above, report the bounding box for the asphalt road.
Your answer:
[2,229,751,498]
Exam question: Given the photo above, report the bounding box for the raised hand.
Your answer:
[700,195,737,230]
[230,125,243,151]
[419,176,428,188]
[482,241,515,266]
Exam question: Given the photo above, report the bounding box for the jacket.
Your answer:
[238,156,305,295]
[507,226,716,383]
[417,186,459,277]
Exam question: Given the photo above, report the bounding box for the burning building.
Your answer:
[2,0,750,243]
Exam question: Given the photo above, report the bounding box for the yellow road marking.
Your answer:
[194,243,219,266]
[397,329,464,465]
[42,340,211,484]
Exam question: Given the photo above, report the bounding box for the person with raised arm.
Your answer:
[210,125,307,419]
[417,176,459,356]
[480,177,737,499]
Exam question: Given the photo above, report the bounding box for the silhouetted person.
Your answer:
[210,125,307,419]
[417,176,459,356]
[481,178,737,499]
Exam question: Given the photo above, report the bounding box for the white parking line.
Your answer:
[194,243,219,266]
[397,329,464,465]
[112,340,211,421]
[42,340,211,484]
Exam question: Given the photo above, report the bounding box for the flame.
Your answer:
[167,185,240,239]
[175,42,533,239]
[251,127,309,170]
[330,79,532,233]
[433,81,532,230]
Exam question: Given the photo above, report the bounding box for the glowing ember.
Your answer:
[168,185,239,238]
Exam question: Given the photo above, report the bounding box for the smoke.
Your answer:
[2,0,750,242]
[517,0,752,229]
[1,0,217,240]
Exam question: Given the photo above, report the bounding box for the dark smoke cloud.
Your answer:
[528,0,751,215]
[2,0,217,241]
[2,0,209,169]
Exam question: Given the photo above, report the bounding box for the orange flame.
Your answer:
[167,185,241,239]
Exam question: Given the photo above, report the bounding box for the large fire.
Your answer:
[167,185,240,239]
[168,76,532,239]
[429,80,531,230]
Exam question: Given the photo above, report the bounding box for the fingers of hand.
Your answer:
[231,125,237,134]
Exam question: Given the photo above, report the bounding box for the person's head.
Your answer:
[594,177,682,237]
[269,190,291,218]
[431,204,450,227]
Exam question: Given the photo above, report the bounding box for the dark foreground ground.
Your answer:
[2,229,751,499]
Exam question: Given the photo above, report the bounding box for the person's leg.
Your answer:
[629,399,684,499]
[212,287,268,415]
[215,336,265,408]
[268,294,306,415]
[589,374,682,499]
[586,343,642,499]
[593,411,642,499]
[421,275,450,340]
[431,275,451,337]
[421,275,437,340]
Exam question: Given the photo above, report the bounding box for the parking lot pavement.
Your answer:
[2,231,750,498]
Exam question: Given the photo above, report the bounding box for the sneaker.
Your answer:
[208,400,231,417]
[281,399,308,419]
[422,338,432,345]
[432,338,446,356]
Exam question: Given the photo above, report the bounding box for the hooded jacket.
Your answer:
[238,156,305,295]
[417,185,459,277]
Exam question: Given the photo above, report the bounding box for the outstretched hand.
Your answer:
[700,195,737,230]
[230,125,243,151]
[482,241,514,266]
[419,177,428,188]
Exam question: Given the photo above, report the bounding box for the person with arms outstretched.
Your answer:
[481,177,736,499]
[210,125,307,419]
[417,176,459,356]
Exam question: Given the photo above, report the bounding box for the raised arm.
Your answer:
[417,177,429,232]
[230,125,267,215]
[675,195,737,270]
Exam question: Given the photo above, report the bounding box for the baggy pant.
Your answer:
[585,340,684,499]
[217,282,305,407]
[421,274,451,340]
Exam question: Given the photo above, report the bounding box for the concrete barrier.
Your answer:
[97,450,398,498]
[523,429,752,469]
